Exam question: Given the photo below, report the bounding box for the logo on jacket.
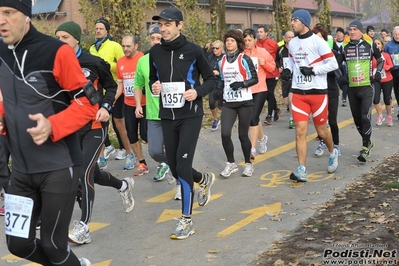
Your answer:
[82,68,91,78]
[182,153,188,158]
[179,54,184,60]
[28,76,38,83]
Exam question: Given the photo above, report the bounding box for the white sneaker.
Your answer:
[258,135,268,154]
[314,141,326,157]
[174,184,181,200]
[104,145,115,159]
[220,162,238,177]
[119,177,135,213]
[327,148,339,173]
[68,221,91,244]
[115,149,127,160]
[250,148,256,160]
[242,163,254,177]
[79,258,92,266]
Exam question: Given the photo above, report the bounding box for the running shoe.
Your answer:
[327,148,339,173]
[289,119,295,129]
[258,135,268,154]
[0,206,4,216]
[170,217,195,240]
[174,184,181,200]
[250,148,256,160]
[79,258,92,266]
[68,221,91,244]
[211,120,220,131]
[357,142,374,162]
[98,157,108,170]
[242,163,254,177]
[342,99,346,107]
[334,145,341,157]
[36,219,41,230]
[104,145,115,159]
[119,177,135,213]
[274,108,281,122]
[115,149,127,160]
[123,152,136,170]
[154,162,169,181]
[197,172,215,206]
[387,116,393,127]
[264,115,273,125]
[376,115,385,126]
[133,163,149,176]
[314,141,326,157]
[220,162,238,177]
[290,165,307,182]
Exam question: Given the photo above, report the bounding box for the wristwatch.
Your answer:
[101,103,112,113]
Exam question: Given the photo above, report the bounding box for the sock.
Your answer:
[79,221,89,231]
[119,180,128,192]
[200,174,208,185]
[139,159,146,165]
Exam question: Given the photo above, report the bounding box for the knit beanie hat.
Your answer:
[349,20,363,32]
[56,21,82,42]
[0,0,32,18]
[95,18,110,32]
[292,9,311,28]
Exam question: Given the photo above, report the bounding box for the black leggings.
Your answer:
[161,117,203,217]
[348,85,374,147]
[328,96,339,145]
[125,105,147,143]
[391,69,399,107]
[78,126,122,224]
[7,167,82,265]
[221,105,253,163]
[0,134,10,191]
[266,78,278,116]
[209,90,222,110]
[373,80,393,106]
[251,91,268,126]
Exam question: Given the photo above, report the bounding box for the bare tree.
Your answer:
[273,0,294,41]
[314,0,331,33]
[209,0,226,41]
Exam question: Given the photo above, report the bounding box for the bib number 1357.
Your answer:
[4,194,33,239]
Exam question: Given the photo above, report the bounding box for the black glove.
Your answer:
[230,81,244,91]
[374,71,382,82]
[338,76,348,86]
[213,90,222,101]
[300,66,315,77]
[281,69,292,81]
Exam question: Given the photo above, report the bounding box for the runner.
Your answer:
[150,7,217,239]
[208,40,224,131]
[217,29,258,177]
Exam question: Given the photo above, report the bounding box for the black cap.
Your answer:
[152,7,183,22]
[336,27,345,34]
[348,20,363,32]
[366,25,375,33]
[95,18,110,32]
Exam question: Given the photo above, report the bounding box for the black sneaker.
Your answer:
[264,115,273,125]
[274,108,281,122]
[357,142,374,162]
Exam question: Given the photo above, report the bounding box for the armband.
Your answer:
[83,81,101,105]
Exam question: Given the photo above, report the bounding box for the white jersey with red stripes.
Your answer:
[287,32,338,90]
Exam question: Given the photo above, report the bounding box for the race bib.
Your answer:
[392,54,399,66]
[223,82,252,102]
[250,57,259,73]
[373,68,387,79]
[161,82,186,108]
[283,58,289,69]
[123,79,134,97]
[4,194,33,239]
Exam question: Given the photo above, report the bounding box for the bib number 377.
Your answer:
[4,194,33,239]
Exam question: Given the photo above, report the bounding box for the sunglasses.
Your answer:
[212,47,220,50]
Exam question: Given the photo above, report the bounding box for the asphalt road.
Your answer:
[1,101,399,266]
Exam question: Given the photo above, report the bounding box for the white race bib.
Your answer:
[373,68,387,79]
[4,194,33,239]
[161,82,186,108]
[283,57,289,69]
[393,54,399,66]
[223,81,253,102]
[123,79,134,97]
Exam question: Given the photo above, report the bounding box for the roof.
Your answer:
[226,0,355,16]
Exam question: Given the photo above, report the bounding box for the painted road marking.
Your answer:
[259,170,334,187]
[21,259,112,266]
[146,183,201,203]
[156,193,223,223]
[217,202,282,237]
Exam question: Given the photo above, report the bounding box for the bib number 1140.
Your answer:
[296,74,312,83]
